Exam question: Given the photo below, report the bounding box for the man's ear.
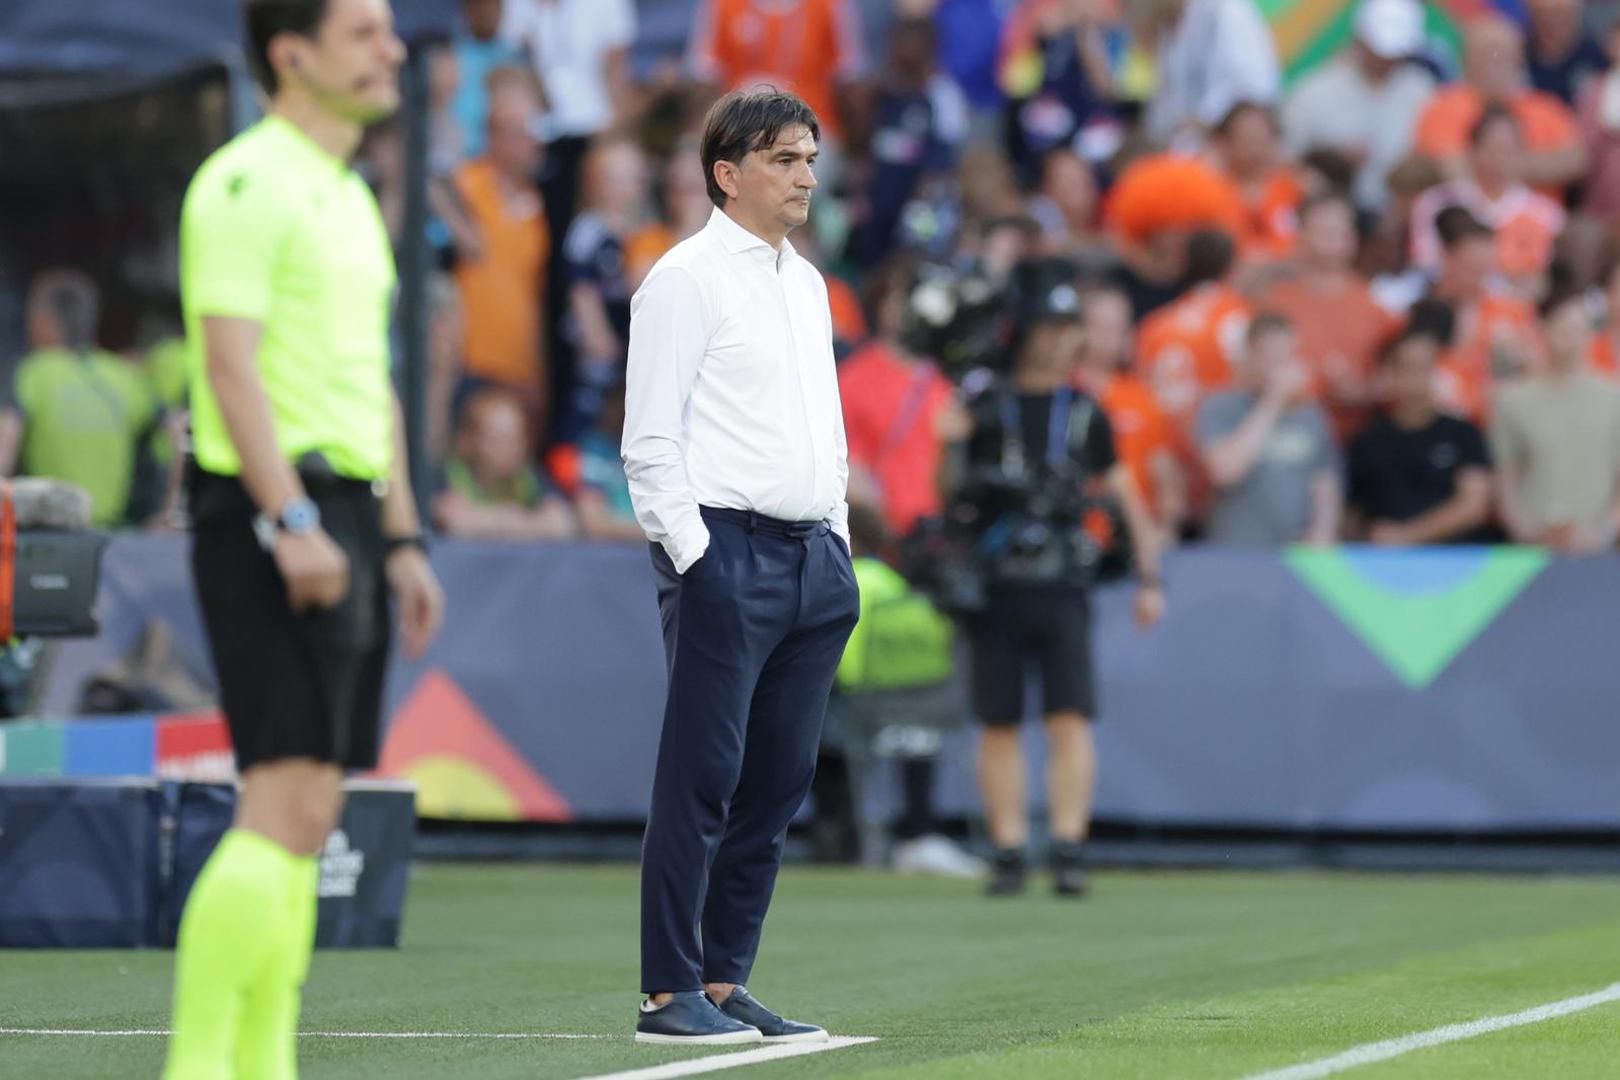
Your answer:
[713,159,741,202]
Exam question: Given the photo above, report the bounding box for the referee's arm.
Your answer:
[202,315,349,612]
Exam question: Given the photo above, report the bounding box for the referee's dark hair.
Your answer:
[700,88,821,209]
[245,0,332,94]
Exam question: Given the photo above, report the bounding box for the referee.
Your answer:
[164,2,443,1077]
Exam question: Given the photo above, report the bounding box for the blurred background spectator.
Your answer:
[1197,314,1341,545]
[0,271,164,528]
[1493,288,1620,552]
[434,387,577,541]
[1347,326,1494,545]
[1281,0,1435,213]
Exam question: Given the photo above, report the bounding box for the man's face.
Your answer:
[1544,301,1591,363]
[722,124,818,235]
[1081,292,1132,368]
[1466,18,1526,101]
[1528,0,1580,48]
[1447,236,1496,297]
[1222,108,1278,175]
[594,143,648,217]
[1021,320,1084,377]
[1470,119,1524,187]
[1245,328,1298,387]
[1042,152,1096,226]
[287,0,406,123]
[487,85,541,177]
[471,401,530,479]
[462,0,503,40]
[1386,336,1439,411]
[1300,200,1356,270]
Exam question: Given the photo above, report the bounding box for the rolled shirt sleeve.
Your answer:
[622,265,713,573]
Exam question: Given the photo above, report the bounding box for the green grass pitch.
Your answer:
[5,864,1620,1078]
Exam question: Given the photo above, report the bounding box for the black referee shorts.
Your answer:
[968,583,1096,726]
[190,468,392,772]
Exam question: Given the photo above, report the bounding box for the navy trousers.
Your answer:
[641,506,860,993]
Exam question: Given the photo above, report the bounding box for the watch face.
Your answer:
[282,498,320,534]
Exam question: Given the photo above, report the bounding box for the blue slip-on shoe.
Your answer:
[717,987,829,1044]
[635,990,763,1045]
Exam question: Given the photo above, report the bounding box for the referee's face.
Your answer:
[301,0,407,124]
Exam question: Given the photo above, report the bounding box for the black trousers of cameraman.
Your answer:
[968,583,1096,724]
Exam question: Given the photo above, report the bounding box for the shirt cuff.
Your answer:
[666,525,711,575]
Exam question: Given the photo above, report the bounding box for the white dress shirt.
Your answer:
[622,207,850,574]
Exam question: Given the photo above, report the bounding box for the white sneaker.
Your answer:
[891,834,986,879]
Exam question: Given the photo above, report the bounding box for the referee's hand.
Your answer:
[386,546,445,660]
[274,530,350,613]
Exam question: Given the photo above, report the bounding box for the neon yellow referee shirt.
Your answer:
[180,114,396,481]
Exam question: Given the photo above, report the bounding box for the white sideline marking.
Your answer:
[573,1036,879,1080]
[0,1028,604,1040]
[1242,981,1620,1080]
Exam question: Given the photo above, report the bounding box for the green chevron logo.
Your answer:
[1285,547,1549,690]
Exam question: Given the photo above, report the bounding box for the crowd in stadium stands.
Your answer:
[12,0,1620,555]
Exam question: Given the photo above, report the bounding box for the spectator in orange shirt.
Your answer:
[1412,14,1586,195]
[838,260,955,538]
[1426,207,1540,427]
[451,70,549,416]
[1210,102,1302,260]
[1105,152,1246,317]
[1076,282,1185,543]
[1410,106,1566,294]
[1135,228,1250,437]
[687,0,867,159]
[1262,192,1398,443]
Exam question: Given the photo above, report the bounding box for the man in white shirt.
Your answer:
[1147,0,1280,148]
[1282,0,1436,211]
[622,89,859,1047]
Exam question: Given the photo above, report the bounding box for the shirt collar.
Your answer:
[707,207,797,266]
[262,113,353,177]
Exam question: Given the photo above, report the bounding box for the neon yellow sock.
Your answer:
[164,829,300,1080]
[235,856,319,1080]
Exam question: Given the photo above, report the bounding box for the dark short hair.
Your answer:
[1405,298,1457,350]
[699,88,821,209]
[1300,147,1357,196]
[1380,322,1444,366]
[245,0,332,95]
[1184,228,1236,286]
[1435,205,1493,250]
[1247,311,1294,345]
[1214,101,1278,139]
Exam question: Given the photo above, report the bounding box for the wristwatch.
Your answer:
[253,496,321,553]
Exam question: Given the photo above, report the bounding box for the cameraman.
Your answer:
[939,263,1165,898]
